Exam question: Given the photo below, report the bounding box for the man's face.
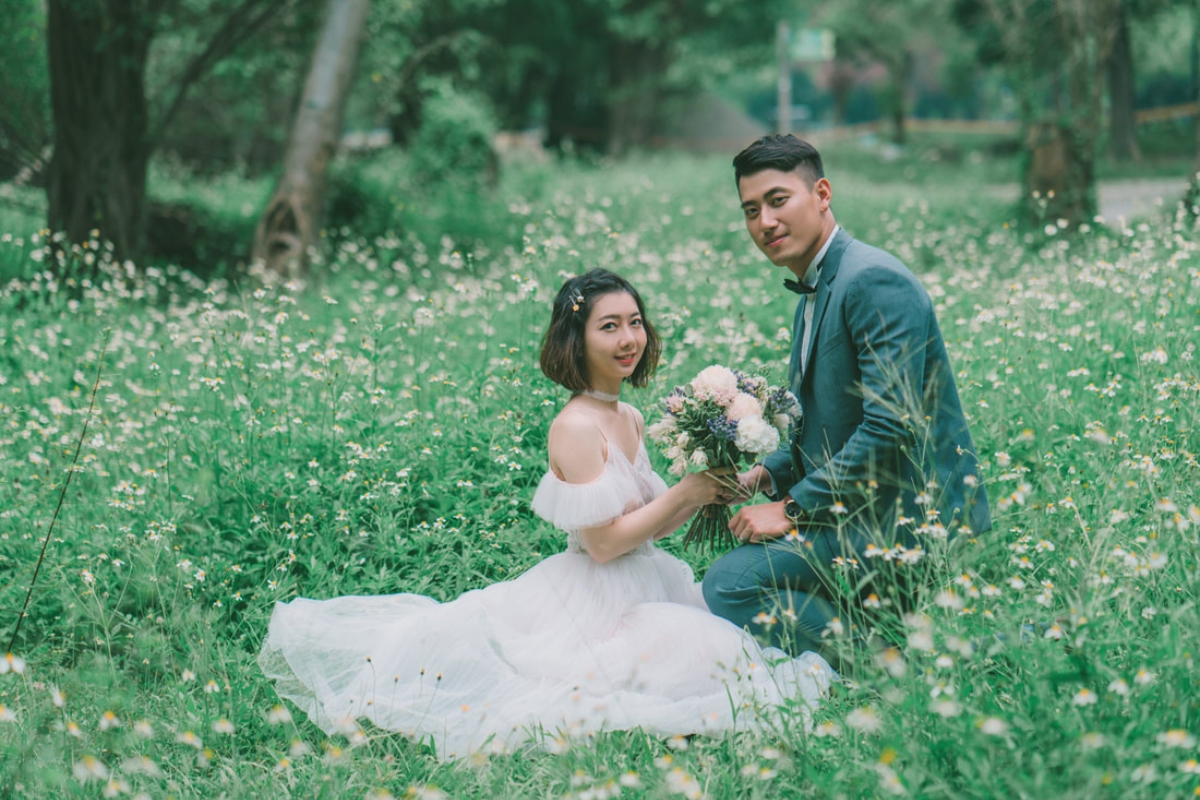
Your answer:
[738,168,832,276]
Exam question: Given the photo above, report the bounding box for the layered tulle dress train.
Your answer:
[259,441,833,760]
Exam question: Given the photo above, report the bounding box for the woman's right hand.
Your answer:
[678,468,734,507]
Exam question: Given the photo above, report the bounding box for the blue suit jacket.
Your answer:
[762,229,991,539]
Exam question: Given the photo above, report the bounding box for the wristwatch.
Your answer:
[783,498,808,525]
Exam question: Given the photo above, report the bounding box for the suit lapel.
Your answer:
[800,229,851,382]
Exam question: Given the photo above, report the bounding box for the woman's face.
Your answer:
[582,291,646,389]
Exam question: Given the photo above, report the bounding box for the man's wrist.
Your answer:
[783,497,809,525]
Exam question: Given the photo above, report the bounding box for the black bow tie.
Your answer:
[783,279,817,295]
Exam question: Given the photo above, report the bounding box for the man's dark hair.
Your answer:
[733,134,824,185]
[540,268,661,392]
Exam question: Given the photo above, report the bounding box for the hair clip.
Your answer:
[570,289,585,312]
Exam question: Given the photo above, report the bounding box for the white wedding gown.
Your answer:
[259,441,833,760]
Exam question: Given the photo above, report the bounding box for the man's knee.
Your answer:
[701,554,752,612]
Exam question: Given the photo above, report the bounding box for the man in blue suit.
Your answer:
[702,134,991,658]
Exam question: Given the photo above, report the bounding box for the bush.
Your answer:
[407,80,499,191]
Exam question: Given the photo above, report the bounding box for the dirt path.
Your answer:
[990,176,1192,223]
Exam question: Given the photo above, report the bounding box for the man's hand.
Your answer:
[731,465,770,504]
[729,500,794,544]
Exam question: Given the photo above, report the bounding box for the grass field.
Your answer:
[0,151,1197,798]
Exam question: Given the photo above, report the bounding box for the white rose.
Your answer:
[734,415,781,456]
[691,450,709,467]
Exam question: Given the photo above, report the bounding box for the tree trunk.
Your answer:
[1023,121,1096,225]
[1107,5,1141,162]
[46,0,157,263]
[606,40,666,157]
[254,0,370,274]
[884,51,911,145]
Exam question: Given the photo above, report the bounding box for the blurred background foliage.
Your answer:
[0,0,1198,273]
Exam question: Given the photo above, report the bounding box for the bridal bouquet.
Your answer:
[647,366,800,551]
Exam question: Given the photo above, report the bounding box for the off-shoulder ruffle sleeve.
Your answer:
[531,470,633,533]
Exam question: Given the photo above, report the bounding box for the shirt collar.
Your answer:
[800,224,840,288]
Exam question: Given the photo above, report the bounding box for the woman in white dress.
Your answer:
[258,269,833,761]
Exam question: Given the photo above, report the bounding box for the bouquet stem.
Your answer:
[681,503,736,552]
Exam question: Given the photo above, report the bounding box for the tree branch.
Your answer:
[148,0,306,150]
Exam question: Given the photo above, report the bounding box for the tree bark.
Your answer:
[606,39,667,157]
[1023,121,1096,224]
[254,0,370,274]
[46,0,158,262]
[1107,4,1141,162]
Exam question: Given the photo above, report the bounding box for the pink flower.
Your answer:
[691,366,739,405]
[725,393,762,422]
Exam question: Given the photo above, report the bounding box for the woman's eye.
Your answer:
[631,318,643,327]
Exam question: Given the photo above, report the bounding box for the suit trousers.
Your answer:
[701,526,873,655]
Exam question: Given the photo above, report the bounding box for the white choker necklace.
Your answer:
[581,388,620,403]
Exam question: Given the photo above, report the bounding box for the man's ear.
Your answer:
[815,177,833,209]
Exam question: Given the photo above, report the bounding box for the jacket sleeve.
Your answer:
[790,265,928,513]
[761,446,794,501]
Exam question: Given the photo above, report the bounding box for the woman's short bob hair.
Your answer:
[540,268,661,392]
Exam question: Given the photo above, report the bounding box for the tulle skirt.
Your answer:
[259,546,833,760]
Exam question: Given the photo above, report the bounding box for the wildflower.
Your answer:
[267,704,293,724]
[49,686,65,707]
[812,719,842,738]
[133,719,154,738]
[664,766,704,799]
[101,778,131,797]
[0,704,16,723]
[1080,732,1106,749]
[877,647,907,678]
[1154,498,1178,513]
[931,700,962,718]
[1072,688,1097,706]
[1,653,26,674]
[619,772,642,788]
[212,718,236,734]
[73,755,109,781]
[845,706,882,733]
[99,710,121,730]
[874,762,906,795]
[1108,679,1129,696]
[1134,669,1156,686]
[1130,764,1158,783]
[935,590,963,610]
[120,755,162,777]
[181,669,196,682]
[979,717,1008,737]
[204,679,220,694]
[1157,729,1197,749]
[176,730,204,749]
